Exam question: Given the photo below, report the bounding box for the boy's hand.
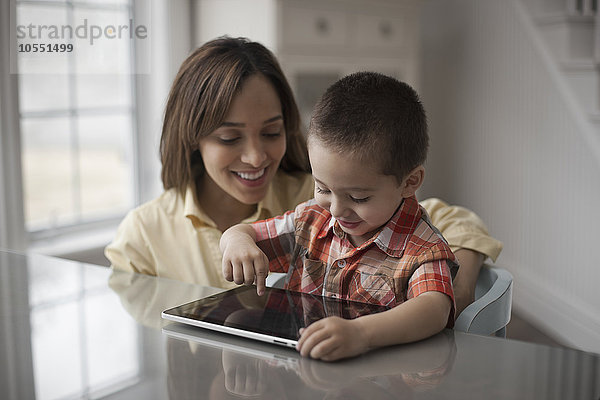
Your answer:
[221,226,269,296]
[297,316,370,361]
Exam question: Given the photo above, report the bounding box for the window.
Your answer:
[16,0,137,236]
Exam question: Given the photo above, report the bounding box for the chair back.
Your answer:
[454,264,513,337]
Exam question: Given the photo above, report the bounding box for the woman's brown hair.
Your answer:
[160,36,310,193]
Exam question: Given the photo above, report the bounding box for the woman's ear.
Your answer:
[400,166,425,198]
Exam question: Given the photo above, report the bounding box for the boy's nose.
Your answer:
[329,198,348,219]
[240,141,267,167]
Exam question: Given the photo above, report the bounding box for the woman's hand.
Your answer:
[220,224,269,295]
[297,316,370,361]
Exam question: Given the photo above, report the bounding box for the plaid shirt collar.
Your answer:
[316,196,422,257]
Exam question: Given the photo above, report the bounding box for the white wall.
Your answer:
[420,0,600,353]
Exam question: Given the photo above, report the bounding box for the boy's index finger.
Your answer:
[254,253,269,296]
[255,268,267,296]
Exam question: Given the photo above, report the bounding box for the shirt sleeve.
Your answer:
[407,258,456,328]
[420,198,503,262]
[105,210,157,276]
[251,209,297,273]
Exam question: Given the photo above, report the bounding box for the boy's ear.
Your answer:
[400,166,425,198]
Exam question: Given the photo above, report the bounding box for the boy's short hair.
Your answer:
[308,71,428,183]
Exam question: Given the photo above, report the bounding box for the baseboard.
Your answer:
[511,266,600,355]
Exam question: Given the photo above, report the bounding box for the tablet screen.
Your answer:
[162,286,390,343]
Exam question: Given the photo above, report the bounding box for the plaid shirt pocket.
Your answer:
[299,256,326,294]
[354,271,396,306]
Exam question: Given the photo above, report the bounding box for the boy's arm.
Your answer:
[297,291,451,361]
[220,224,269,296]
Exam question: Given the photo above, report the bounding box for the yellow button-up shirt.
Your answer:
[105,171,315,287]
[106,170,502,288]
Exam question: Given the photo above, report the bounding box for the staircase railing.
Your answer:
[596,3,599,60]
[566,0,599,60]
[567,0,597,16]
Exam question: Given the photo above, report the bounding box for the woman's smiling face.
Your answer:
[198,74,287,206]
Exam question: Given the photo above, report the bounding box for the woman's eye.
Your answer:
[263,132,282,139]
[218,137,240,144]
[350,196,370,203]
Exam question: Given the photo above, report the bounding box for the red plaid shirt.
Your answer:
[251,195,458,327]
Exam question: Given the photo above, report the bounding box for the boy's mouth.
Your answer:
[338,219,361,229]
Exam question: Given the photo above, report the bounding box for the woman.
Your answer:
[105,37,502,315]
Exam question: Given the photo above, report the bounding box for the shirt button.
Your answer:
[338,260,347,268]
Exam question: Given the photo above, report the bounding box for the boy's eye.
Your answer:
[350,195,370,203]
[315,186,330,194]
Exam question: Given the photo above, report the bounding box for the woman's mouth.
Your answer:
[232,168,268,187]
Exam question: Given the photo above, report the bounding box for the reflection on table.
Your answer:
[1,250,599,400]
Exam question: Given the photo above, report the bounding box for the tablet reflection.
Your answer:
[164,324,456,399]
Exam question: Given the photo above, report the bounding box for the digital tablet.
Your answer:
[161,286,390,349]
[162,322,300,367]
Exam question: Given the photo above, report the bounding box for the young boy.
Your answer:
[220,72,458,361]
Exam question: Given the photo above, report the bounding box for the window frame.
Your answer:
[1,0,26,251]
[12,0,141,248]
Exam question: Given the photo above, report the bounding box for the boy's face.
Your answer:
[308,137,408,247]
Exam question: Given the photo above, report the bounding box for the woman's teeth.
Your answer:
[235,169,265,180]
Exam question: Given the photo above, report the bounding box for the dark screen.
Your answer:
[163,286,390,341]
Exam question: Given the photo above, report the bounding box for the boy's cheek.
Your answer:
[313,195,330,212]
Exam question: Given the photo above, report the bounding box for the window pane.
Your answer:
[72,7,133,75]
[17,3,71,112]
[76,74,132,109]
[17,1,137,233]
[78,114,134,218]
[73,0,130,5]
[21,118,77,231]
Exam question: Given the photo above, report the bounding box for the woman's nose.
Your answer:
[240,140,267,167]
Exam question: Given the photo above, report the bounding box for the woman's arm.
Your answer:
[420,198,503,316]
[453,249,484,316]
[105,210,156,276]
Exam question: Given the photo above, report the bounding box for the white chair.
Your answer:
[454,264,513,338]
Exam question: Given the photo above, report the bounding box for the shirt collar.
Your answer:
[257,178,283,220]
[183,182,278,228]
[183,185,215,228]
[317,196,422,257]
